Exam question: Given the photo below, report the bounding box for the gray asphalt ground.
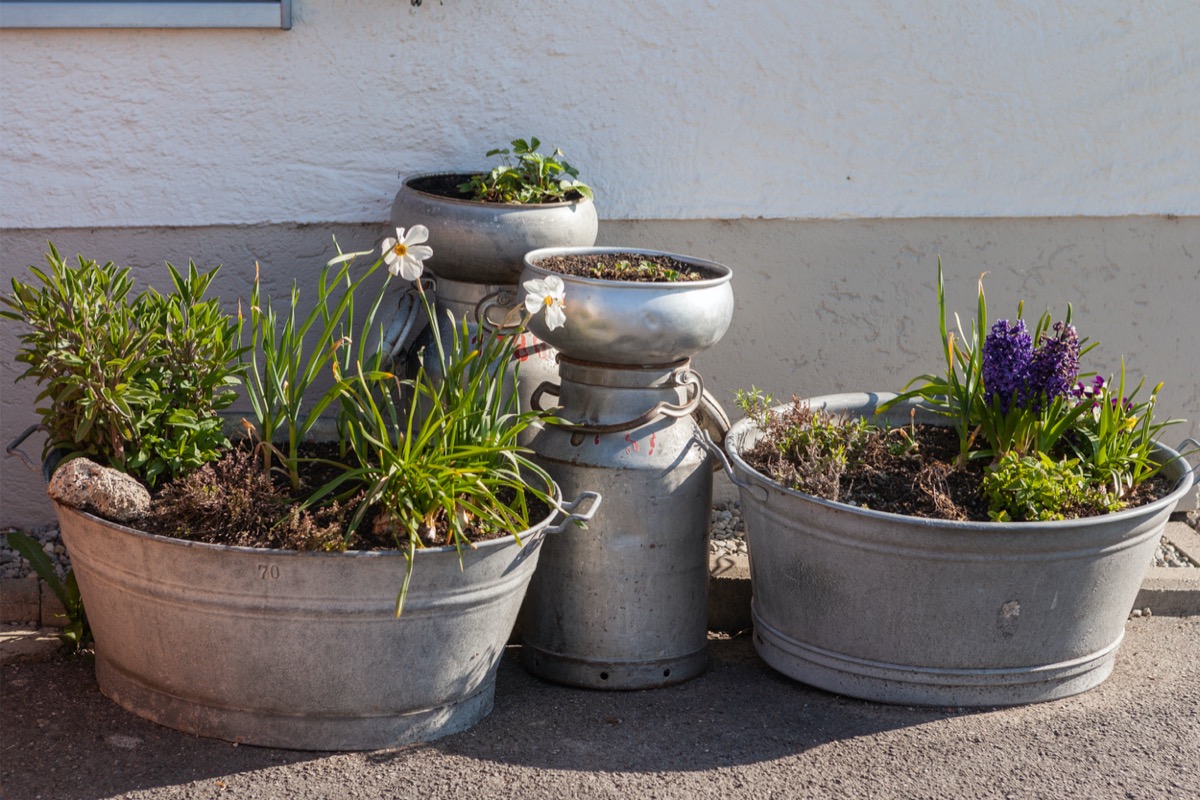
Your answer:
[3,616,1199,800]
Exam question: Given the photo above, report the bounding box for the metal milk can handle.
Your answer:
[544,491,603,534]
[530,381,561,413]
[695,429,769,503]
[475,289,522,334]
[382,278,438,362]
[532,366,704,435]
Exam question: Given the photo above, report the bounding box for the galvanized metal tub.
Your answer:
[391,172,598,285]
[719,392,1199,707]
[54,489,599,750]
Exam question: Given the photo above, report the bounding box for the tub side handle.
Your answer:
[5,424,45,473]
[545,491,602,535]
[1176,438,1200,489]
[696,429,768,503]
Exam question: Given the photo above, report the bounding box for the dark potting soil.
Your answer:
[534,253,713,283]
[741,419,1173,523]
[407,172,478,201]
[407,172,585,204]
[142,441,548,552]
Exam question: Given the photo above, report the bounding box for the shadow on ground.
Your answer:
[2,656,328,800]
[413,635,984,772]
[2,634,974,799]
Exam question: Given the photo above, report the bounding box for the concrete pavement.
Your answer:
[3,615,1199,800]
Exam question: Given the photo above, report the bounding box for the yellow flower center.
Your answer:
[542,295,556,307]
[392,243,408,257]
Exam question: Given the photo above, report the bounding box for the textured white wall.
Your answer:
[2,0,1198,228]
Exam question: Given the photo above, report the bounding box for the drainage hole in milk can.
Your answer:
[663,669,671,678]
[600,672,609,680]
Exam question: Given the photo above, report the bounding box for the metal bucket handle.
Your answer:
[6,424,45,473]
[382,279,435,361]
[1174,438,1200,490]
[544,491,603,534]
[531,366,704,436]
[695,429,769,503]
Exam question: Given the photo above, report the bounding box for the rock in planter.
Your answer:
[48,458,151,522]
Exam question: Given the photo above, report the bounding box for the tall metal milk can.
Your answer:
[517,247,735,689]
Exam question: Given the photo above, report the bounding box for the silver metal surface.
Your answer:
[519,247,735,365]
[55,486,598,751]
[530,364,702,435]
[694,388,733,456]
[725,392,1198,707]
[521,359,713,689]
[390,172,598,285]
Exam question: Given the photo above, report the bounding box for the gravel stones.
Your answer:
[1,525,71,580]
[1155,538,1196,568]
[709,501,747,556]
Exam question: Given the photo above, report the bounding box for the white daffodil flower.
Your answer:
[524,274,567,331]
[381,225,433,281]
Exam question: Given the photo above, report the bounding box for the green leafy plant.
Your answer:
[4,531,90,653]
[302,234,563,615]
[458,137,593,204]
[982,452,1121,522]
[879,260,1180,518]
[736,389,873,502]
[734,386,776,429]
[241,251,390,492]
[131,262,245,485]
[738,262,1184,522]
[1066,368,1173,499]
[1,245,243,488]
[878,259,1099,466]
[591,259,687,282]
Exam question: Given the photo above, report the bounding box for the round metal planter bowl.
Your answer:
[720,392,1199,707]
[519,247,735,365]
[390,172,598,285]
[54,490,599,750]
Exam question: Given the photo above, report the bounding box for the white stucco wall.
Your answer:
[2,0,1198,228]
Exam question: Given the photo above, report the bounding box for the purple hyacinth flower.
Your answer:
[983,319,1033,413]
[1029,322,1080,404]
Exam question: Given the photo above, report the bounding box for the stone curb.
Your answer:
[0,575,67,628]
[1135,520,1200,616]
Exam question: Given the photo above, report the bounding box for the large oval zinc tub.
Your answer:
[720,392,1197,707]
[55,489,598,750]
